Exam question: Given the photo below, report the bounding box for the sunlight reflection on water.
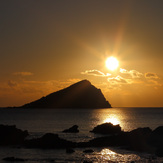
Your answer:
[82,148,157,162]
[99,148,141,162]
[103,117,120,125]
[92,108,128,130]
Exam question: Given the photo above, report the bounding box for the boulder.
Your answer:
[79,132,129,148]
[0,124,29,146]
[155,147,163,157]
[3,157,27,161]
[90,123,122,135]
[83,161,93,163]
[62,125,79,133]
[79,127,153,152]
[83,149,94,153]
[24,133,76,149]
[148,126,163,148]
[128,127,152,152]
[66,148,75,154]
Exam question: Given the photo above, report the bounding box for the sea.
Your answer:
[0,107,163,163]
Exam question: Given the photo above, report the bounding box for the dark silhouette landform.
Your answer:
[62,125,79,133]
[21,80,111,108]
[1,123,163,158]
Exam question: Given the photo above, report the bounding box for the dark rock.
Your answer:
[129,127,152,136]
[155,147,163,157]
[90,123,122,135]
[3,157,27,161]
[66,148,75,154]
[148,126,163,148]
[21,80,111,108]
[79,127,153,152]
[79,132,129,148]
[83,149,94,153]
[0,124,29,146]
[24,133,76,149]
[83,161,93,163]
[127,127,152,152]
[63,125,79,133]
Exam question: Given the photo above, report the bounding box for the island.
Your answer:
[21,80,111,108]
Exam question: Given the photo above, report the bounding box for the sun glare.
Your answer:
[104,117,120,125]
[106,57,119,71]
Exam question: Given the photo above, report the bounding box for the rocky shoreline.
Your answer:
[0,123,163,161]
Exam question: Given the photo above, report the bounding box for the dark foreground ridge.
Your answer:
[21,80,111,108]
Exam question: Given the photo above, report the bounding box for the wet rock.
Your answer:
[66,148,75,153]
[83,161,93,163]
[128,127,152,152]
[155,147,163,157]
[83,149,94,153]
[3,157,27,161]
[79,127,153,152]
[24,133,76,149]
[148,126,163,148]
[63,125,79,133]
[90,123,122,135]
[0,124,29,146]
[79,132,129,148]
[123,127,152,152]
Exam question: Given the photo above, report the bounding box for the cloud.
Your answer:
[81,70,111,77]
[120,68,143,78]
[13,72,33,76]
[107,75,130,85]
[7,80,18,88]
[145,72,159,79]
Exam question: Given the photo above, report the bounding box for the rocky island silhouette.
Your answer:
[21,80,111,108]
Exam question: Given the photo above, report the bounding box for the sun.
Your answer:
[105,57,119,71]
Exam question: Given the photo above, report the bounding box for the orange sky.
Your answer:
[0,0,163,107]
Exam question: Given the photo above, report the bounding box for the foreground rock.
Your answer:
[1,123,163,157]
[63,125,79,133]
[66,148,75,154]
[24,133,76,149]
[3,157,27,162]
[148,126,163,148]
[83,149,94,153]
[21,80,111,108]
[90,123,122,135]
[0,124,28,146]
[148,126,163,157]
[80,126,153,152]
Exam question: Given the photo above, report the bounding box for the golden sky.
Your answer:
[0,0,163,107]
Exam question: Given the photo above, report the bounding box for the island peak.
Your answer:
[21,80,111,108]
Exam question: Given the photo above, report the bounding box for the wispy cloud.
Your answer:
[107,75,131,85]
[13,72,34,76]
[120,68,143,78]
[7,80,18,88]
[145,72,159,79]
[81,70,111,77]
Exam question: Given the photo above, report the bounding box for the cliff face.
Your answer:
[21,80,111,108]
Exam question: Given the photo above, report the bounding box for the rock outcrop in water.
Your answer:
[0,124,28,146]
[62,125,79,133]
[24,133,76,149]
[1,123,163,158]
[90,123,122,135]
[21,80,111,108]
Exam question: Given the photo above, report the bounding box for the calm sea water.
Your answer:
[0,107,163,162]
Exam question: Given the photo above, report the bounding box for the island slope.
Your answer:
[21,80,111,108]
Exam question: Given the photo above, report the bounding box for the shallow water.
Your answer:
[0,107,163,162]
